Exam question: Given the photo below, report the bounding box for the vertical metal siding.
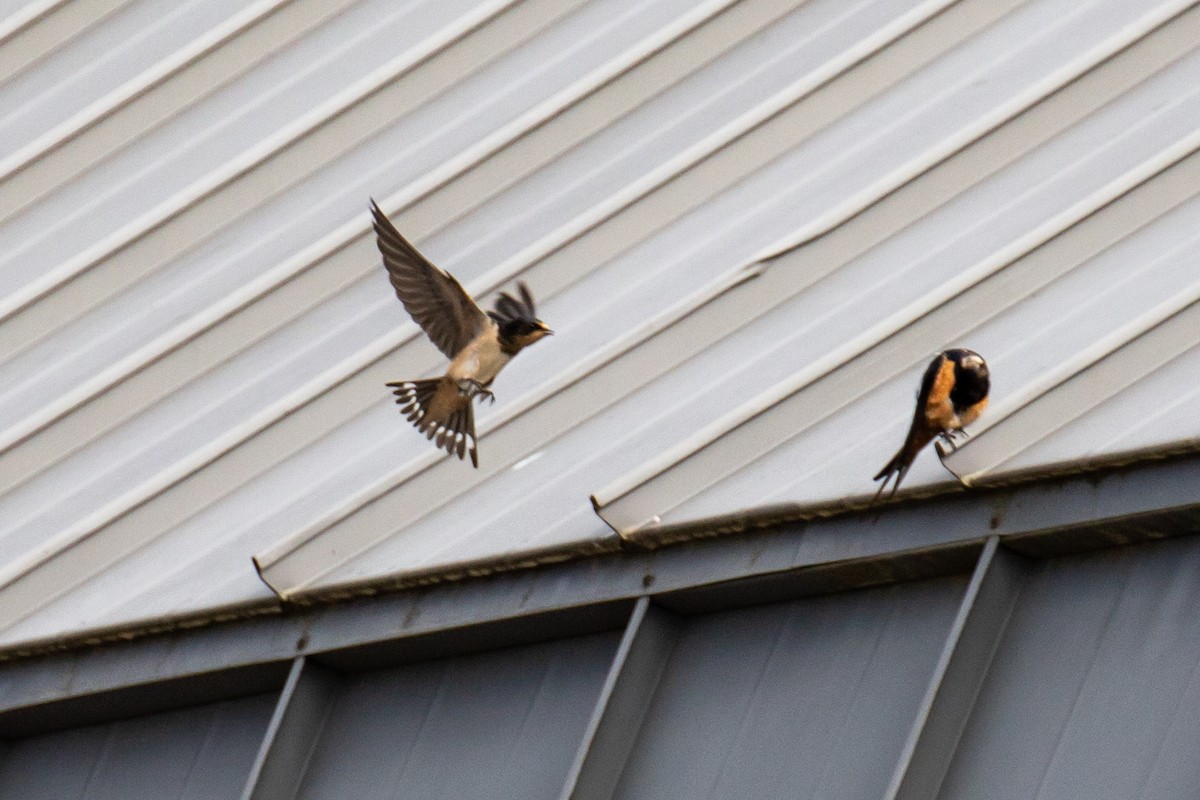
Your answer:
[611,577,967,800]
[295,631,621,799]
[0,692,278,800]
[937,537,1200,799]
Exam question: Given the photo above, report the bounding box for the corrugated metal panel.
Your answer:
[592,1,1200,536]
[294,631,620,799]
[611,140,1200,532]
[993,337,1200,469]
[0,0,1196,648]
[937,537,1200,799]
[611,576,966,800]
[0,692,277,799]
[0,0,255,160]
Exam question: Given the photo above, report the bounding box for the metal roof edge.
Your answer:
[0,596,283,665]
[4,445,1200,671]
[615,443,1200,547]
[274,534,624,608]
[949,438,1200,493]
[0,536,627,665]
[4,0,1200,693]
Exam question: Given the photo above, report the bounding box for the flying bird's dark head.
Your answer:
[945,348,989,410]
[506,318,553,349]
[490,282,553,354]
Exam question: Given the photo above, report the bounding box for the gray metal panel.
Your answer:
[243,658,338,800]
[936,535,1200,800]
[887,539,1027,800]
[609,575,967,800]
[295,631,621,800]
[0,0,1196,652]
[0,691,277,800]
[562,599,681,800]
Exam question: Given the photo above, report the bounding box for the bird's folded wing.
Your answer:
[370,200,490,359]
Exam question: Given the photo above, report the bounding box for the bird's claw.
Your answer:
[936,428,969,455]
[458,379,495,404]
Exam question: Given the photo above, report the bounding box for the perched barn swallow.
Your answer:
[873,349,989,501]
[370,200,552,467]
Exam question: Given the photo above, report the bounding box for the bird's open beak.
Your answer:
[538,323,554,336]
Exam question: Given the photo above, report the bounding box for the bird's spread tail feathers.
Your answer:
[872,428,933,503]
[388,378,479,467]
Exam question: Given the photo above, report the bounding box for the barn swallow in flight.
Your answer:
[370,200,552,467]
[873,349,989,501]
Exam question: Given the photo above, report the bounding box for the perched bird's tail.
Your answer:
[387,377,479,467]
[872,427,933,503]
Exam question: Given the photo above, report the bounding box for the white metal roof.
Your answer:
[0,0,1197,648]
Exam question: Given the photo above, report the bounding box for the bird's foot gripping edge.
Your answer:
[938,428,969,451]
[935,428,970,457]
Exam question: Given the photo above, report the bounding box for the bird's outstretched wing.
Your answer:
[370,199,490,359]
